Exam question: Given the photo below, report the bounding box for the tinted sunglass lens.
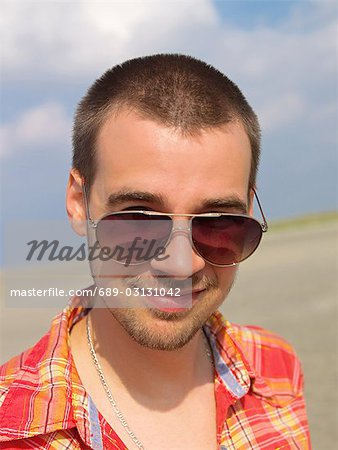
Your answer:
[192,216,262,265]
[96,213,172,264]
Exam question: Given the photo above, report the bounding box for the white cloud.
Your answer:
[0,0,336,146]
[0,103,71,158]
[258,93,306,133]
[0,1,336,219]
[206,14,337,135]
[0,0,217,78]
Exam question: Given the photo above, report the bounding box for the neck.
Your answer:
[87,307,213,401]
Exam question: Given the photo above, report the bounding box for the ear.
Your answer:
[248,188,255,216]
[66,168,87,236]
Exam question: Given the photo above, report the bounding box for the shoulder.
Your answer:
[0,306,80,442]
[0,331,51,407]
[209,310,301,365]
[233,321,301,368]
[208,311,305,403]
[232,322,305,400]
[0,300,89,413]
[0,306,69,410]
[231,321,300,358]
[0,302,80,392]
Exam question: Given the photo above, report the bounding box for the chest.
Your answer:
[70,316,218,449]
[93,381,217,450]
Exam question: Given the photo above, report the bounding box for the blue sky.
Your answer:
[214,0,302,27]
[0,0,337,264]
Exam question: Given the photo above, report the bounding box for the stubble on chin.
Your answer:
[106,286,227,351]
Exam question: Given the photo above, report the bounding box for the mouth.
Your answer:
[144,289,206,313]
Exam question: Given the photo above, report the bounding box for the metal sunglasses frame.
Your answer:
[82,181,268,267]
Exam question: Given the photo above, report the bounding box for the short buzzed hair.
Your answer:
[72,54,261,193]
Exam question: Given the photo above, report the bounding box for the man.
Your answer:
[0,54,311,449]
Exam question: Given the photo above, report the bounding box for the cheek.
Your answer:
[214,266,238,290]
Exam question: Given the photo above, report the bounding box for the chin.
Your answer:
[109,297,219,351]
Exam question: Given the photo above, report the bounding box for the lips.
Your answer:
[144,289,206,312]
[179,288,205,296]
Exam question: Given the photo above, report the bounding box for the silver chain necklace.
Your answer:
[86,312,214,450]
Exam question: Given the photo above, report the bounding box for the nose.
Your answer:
[150,219,206,278]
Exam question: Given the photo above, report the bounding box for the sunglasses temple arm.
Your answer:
[253,189,269,232]
[81,178,96,228]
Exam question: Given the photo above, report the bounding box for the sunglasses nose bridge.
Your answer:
[150,216,205,277]
[160,217,194,252]
[169,217,192,239]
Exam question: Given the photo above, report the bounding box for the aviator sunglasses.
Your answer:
[83,181,268,267]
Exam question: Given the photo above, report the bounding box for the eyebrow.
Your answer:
[200,197,248,213]
[106,190,247,213]
[106,190,166,209]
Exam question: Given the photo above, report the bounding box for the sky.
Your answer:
[0,0,337,265]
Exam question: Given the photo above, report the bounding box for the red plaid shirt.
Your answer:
[0,296,311,449]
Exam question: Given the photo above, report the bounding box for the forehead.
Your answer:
[94,109,252,211]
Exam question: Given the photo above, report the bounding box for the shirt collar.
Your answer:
[205,310,300,408]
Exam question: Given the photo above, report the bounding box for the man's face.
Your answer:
[85,109,252,350]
